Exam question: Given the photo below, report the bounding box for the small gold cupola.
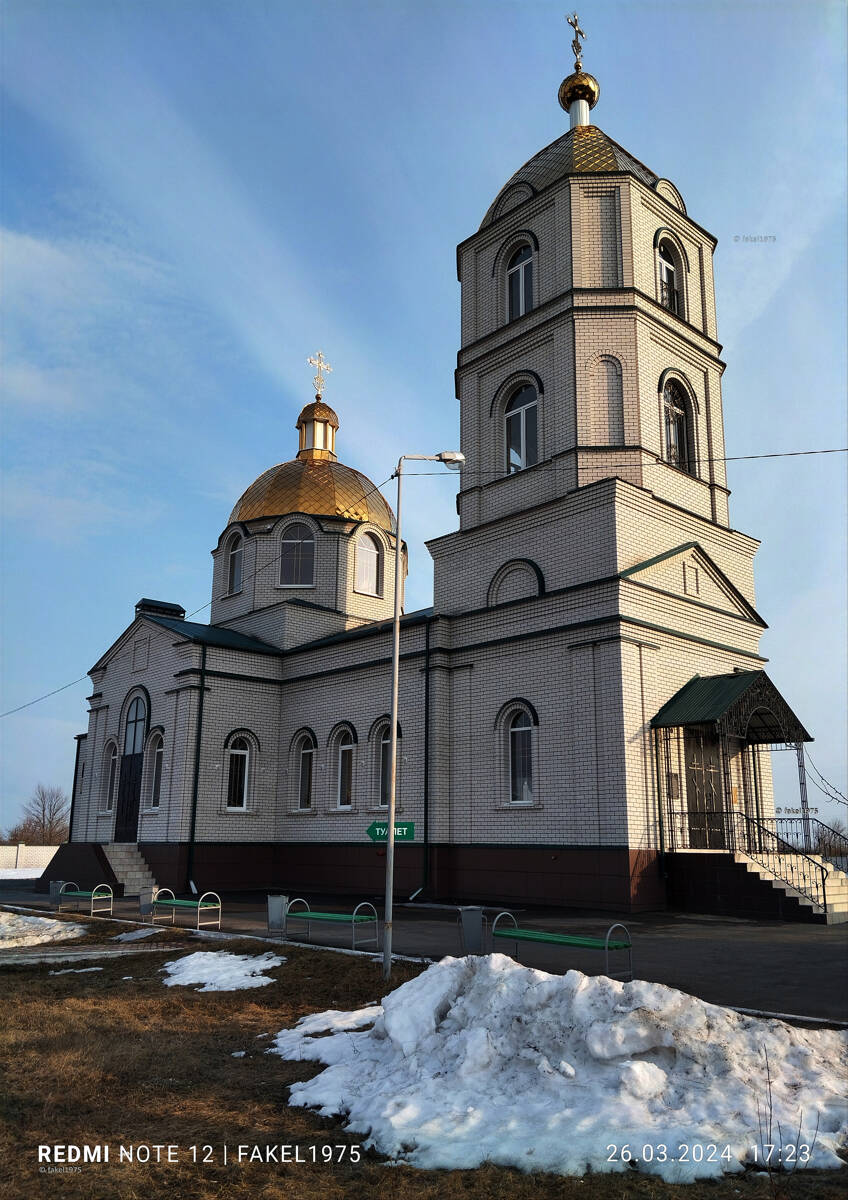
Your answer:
[558,12,600,129]
[298,350,339,461]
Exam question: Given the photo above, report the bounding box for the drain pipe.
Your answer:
[185,643,207,894]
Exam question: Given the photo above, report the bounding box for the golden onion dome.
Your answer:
[558,70,600,113]
[228,401,395,531]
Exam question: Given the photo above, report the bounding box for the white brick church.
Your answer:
[53,26,831,920]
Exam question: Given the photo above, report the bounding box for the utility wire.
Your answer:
[404,446,847,475]
[805,750,848,804]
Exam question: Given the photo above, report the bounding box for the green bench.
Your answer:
[491,913,633,981]
[57,881,113,917]
[151,888,222,930]
[284,898,379,951]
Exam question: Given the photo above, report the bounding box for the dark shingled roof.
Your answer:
[651,671,812,742]
[144,615,281,656]
[481,124,659,230]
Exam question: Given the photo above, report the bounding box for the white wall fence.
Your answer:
[0,844,60,870]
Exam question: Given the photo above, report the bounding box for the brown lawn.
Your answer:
[0,914,844,1200]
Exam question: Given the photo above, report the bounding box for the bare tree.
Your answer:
[6,785,70,844]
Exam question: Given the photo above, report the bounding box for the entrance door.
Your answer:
[684,730,725,849]
[114,753,143,841]
[114,694,147,843]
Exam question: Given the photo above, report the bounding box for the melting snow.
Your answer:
[162,951,285,992]
[271,955,848,1182]
[49,967,103,976]
[113,927,160,942]
[0,910,86,948]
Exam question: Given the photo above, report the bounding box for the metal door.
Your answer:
[684,730,726,849]
[114,753,143,842]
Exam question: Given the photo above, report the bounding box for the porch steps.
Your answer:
[102,843,157,897]
[734,852,848,925]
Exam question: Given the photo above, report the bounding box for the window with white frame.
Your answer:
[377,725,400,808]
[280,522,315,586]
[355,533,383,597]
[337,731,354,808]
[505,384,538,474]
[226,532,243,594]
[663,380,694,475]
[226,736,250,808]
[148,734,164,809]
[124,696,147,755]
[297,734,315,809]
[658,241,680,316]
[509,711,534,804]
[103,742,118,811]
[507,245,533,321]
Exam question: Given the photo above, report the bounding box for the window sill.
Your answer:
[95,811,114,817]
[289,806,317,815]
[352,589,383,600]
[219,590,243,600]
[140,808,161,815]
[224,807,255,814]
[494,802,543,811]
[329,806,355,814]
[276,584,316,590]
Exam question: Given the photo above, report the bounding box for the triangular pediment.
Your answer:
[620,542,766,626]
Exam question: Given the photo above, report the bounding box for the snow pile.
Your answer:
[162,951,285,992]
[0,910,86,948]
[271,955,848,1181]
[0,867,43,880]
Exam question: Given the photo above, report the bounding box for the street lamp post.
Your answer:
[383,449,464,981]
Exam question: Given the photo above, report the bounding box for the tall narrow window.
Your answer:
[104,744,118,811]
[507,245,533,321]
[663,381,693,475]
[658,242,679,315]
[226,737,249,808]
[509,711,534,804]
[149,735,164,808]
[227,533,243,594]
[124,697,147,755]
[298,737,315,810]
[355,534,383,596]
[505,385,538,474]
[337,731,354,809]
[280,523,315,586]
[378,726,399,808]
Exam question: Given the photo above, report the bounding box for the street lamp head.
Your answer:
[437,450,465,470]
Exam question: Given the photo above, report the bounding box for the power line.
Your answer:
[805,750,848,804]
[0,676,91,719]
[404,446,847,475]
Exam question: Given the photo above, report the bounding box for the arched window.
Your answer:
[226,533,243,594]
[663,380,694,475]
[377,724,401,808]
[148,734,164,809]
[337,730,354,809]
[103,742,118,811]
[280,522,315,586]
[658,241,680,315]
[509,711,534,805]
[507,245,533,321]
[505,384,538,474]
[355,533,383,596]
[124,696,147,755]
[296,734,316,810]
[226,736,250,809]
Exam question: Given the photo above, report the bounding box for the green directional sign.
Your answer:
[366,821,415,843]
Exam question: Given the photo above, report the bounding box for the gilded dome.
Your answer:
[297,399,339,428]
[557,70,600,112]
[228,458,396,531]
[480,125,658,230]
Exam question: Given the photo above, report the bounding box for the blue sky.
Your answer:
[1,0,845,831]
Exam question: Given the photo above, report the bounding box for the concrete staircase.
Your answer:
[102,843,157,897]
[735,851,848,924]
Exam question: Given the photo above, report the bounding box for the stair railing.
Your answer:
[666,809,829,910]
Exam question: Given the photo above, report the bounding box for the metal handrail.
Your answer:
[666,809,828,910]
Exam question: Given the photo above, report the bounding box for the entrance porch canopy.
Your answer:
[651,670,812,744]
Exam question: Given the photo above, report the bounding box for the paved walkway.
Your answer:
[2,886,846,1023]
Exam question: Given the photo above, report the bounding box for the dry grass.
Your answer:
[0,919,845,1200]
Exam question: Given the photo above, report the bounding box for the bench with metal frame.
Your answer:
[284,898,379,951]
[151,888,222,930]
[57,881,113,917]
[491,913,633,981]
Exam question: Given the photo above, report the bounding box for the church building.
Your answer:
[53,20,840,922]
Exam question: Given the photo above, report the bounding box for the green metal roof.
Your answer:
[145,615,281,656]
[651,670,812,742]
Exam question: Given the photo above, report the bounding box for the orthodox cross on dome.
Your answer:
[307,350,333,399]
[567,11,586,71]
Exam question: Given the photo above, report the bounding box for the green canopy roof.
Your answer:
[652,671,811,743]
